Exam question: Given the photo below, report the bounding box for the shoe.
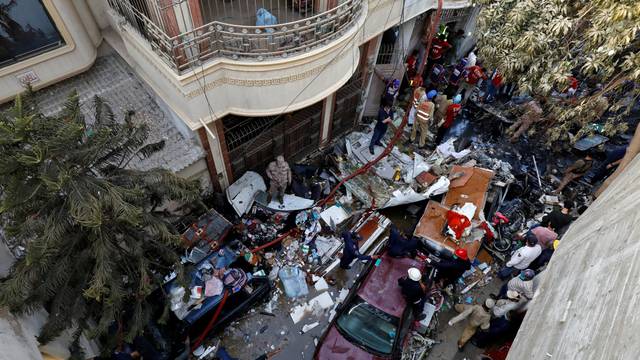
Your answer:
[489,293,498,300]
[369,148,374,155]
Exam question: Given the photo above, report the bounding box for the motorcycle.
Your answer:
[482,199,527,260]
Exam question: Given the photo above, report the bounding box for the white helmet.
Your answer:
[408,267,422,281]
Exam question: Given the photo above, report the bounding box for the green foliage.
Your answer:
[476,0,640,142]
[0,91,201,351]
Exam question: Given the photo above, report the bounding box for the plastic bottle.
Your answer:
[278,266,309,298]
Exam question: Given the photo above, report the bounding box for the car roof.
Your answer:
[357,253,423,318]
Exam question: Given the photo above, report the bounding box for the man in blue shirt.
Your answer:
[340,231,379,269]
[388,224,418,258]
[369,101,394,155]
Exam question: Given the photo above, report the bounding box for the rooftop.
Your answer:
[27,51,205,173]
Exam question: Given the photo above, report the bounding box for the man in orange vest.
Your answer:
[408,87,426,127]
[410,90,437,148]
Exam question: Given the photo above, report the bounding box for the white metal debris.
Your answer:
[226,171,266,216]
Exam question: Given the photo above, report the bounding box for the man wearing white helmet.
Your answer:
[397,267,427,318]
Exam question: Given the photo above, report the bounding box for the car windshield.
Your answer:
[336,297,399,355]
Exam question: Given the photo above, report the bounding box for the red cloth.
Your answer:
[568,76,579,90]
[430,38,451,60]
[446,210,471,239]
[443,103,461,128]
[465,65,486,85]
[491,72,503,87]
[484,342,512,360]
[479,221,495,240]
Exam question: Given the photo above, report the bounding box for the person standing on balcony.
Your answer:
[369,101,394,155]
[266,155,291,205]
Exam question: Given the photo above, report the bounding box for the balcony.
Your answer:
[107,0,364,72]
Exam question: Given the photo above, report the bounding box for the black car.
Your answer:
[144,255,271,359]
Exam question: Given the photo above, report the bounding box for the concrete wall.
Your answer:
[0,0,100,104]
[507,155,640,360]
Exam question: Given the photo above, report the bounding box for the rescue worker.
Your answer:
[433,93,451,133]
[369,101,394,155]
[553,154,594,193]
[457,60,486,104]
[431,248,471,287]
[448,58,468,95]
[339,231,378,269]
[388,225,418,258]
[508,97,544,143]
[266,155,292,204]
[408,87,426,128]
[448,298,494,350]
[437,94,462,143]
[411,90,437,148]
[398,267,427,318]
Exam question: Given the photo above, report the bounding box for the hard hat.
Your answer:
[553,239,560,250]
[453,94,462,104]
[427,90,438,100]
[506,290,520,300]
[392,79,400,88]
[484,298,495,309]
[454,248,469,261]
[520,269,535,281]
[408,267,422,281]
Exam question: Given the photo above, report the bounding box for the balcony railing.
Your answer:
[108,0,364,73]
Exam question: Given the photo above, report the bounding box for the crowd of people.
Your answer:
[359,25,601,355]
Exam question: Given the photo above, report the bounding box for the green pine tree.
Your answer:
[0,91,201,353]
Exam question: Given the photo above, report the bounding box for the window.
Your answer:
[0,0,65,68]
[336,297,399,355]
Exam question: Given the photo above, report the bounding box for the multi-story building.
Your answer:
[0,1,475,356]
[1,0,476,193]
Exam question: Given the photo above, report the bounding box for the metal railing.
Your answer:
[108,0,364,72]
